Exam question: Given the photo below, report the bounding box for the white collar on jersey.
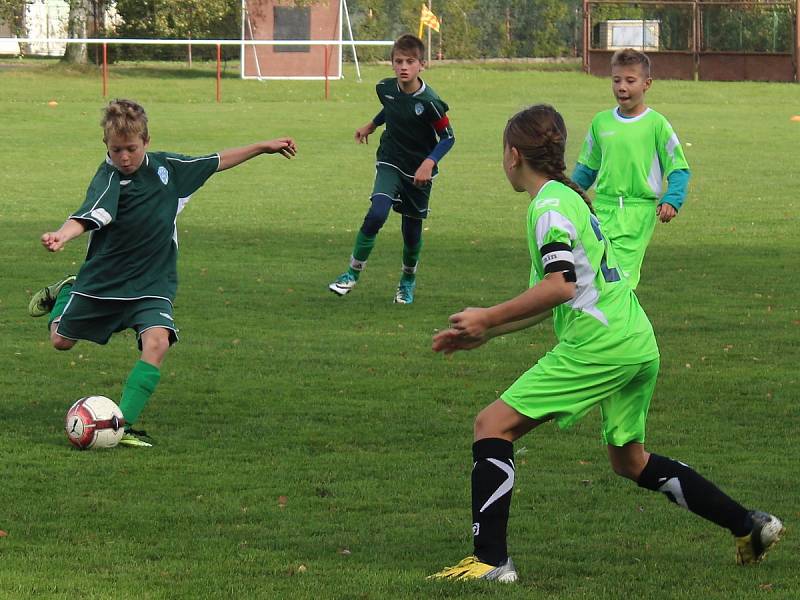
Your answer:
[613,106,652,123]
[396,78,427,97]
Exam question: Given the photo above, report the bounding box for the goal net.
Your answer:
[242,0,346,80]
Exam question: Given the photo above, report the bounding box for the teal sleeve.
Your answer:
[572,163,597,191]
[660,169,691,211]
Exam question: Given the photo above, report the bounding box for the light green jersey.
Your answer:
[527,180,659,364]
[577,107,689,204]
[70,151,219,302]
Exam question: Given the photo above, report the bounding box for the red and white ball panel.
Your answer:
[65,396,126,449]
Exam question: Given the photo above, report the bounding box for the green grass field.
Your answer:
[0,59,797,599]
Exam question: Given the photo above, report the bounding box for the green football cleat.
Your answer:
[28,275,76,317]
[735,511,784,565]
[393,278,416,305]
[428,556,518,582]
[118,428,153,448]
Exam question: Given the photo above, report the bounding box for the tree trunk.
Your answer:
[62,0,89,64]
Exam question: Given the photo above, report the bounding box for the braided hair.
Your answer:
[101,99,149,143]
[503,104,593,213]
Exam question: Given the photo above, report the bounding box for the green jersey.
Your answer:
[69,151,219,302]
[577,107,689,204]
[374,77,453,178]
[527,180,659,364]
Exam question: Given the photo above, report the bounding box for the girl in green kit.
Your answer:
[428,105,781,582]
[29,99,296,447]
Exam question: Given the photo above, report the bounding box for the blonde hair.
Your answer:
[101,99,149,142]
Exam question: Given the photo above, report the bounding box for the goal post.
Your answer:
[242,0,360,80]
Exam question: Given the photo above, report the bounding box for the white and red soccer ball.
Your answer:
[65,396,125,449]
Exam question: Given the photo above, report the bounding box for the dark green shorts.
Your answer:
[54,294,178,349]
[372,163,433,219]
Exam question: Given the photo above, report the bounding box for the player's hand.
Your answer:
[41,232,65,252]
[413,159,435,187]
[448,306,491,339]
[657,202,677,223]
[432,328,487,355]
[263,137,297,159]
[354,123,376,144]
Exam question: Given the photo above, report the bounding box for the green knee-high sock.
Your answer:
[47,284,74,328]
[119,360,161,427]
[348,231,377,279]
[401,242,423,281]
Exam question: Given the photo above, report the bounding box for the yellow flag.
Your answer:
[418,3,440,38]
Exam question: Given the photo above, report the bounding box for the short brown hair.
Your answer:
[611,48,651,77]
[391,34,425,61]
[101,99,149,142]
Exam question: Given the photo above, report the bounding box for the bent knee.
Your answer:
[611,462,641,481]
[51,335,75,351]
[141,334,170,354]
[473,408,495,440]
[140,330,171,358]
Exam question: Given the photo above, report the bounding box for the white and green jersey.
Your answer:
[527,180,659,364]
[69,151,219,302]
[577,107,689,204]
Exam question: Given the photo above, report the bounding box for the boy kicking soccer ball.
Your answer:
[29,99,296,447]
[328,34,455,304]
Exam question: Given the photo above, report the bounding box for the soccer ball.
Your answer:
[65,396,126,450]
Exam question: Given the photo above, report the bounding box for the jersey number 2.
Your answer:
[589,215,621,283]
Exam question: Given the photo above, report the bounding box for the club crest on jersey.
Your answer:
[157,166,169,185]
[414,102,424,116]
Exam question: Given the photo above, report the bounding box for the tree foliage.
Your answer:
[0,0,29,37]
[3,1,794,61]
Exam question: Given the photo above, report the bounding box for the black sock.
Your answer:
[471,438,515,566]
[637,453,751,536]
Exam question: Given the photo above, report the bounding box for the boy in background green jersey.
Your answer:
[28,99,297,447]
[428,105,781,582]
[573,48,690,289]
[328,34,455,304]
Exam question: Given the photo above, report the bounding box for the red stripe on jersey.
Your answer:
[432,115,450,132]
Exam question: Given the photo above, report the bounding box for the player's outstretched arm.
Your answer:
[41,219,86,252]
[216,137,297,172]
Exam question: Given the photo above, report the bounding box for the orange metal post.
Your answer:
[583,1,589,73]
[102,43,108,97]
[796,0,800,81]
[216,44,221,103]
[324,46,330,100]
